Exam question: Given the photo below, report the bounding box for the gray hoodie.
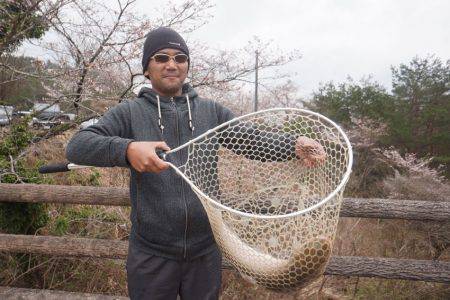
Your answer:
[66,84,235,260]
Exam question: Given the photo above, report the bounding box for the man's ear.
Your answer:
[144,70,150,79]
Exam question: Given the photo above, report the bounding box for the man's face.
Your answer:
[144,48,188,97]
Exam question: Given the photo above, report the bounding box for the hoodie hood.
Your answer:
[137,83,198,108]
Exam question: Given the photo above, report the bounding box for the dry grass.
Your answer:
[384,173,450,203]
[24,128,130,187]
[0,254,127,296]
[328,164,450,299]
[221,270,345,300]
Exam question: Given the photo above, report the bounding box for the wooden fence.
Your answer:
[0,183,449,299]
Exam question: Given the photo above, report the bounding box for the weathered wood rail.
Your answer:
[0,287,129,300]
[1,183,449,221]
[1,233,449,283]
[0,183,449,299]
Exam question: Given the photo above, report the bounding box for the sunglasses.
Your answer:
[151,53,189,64]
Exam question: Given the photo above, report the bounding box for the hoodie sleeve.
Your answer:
[214,103,297,162]
[66,101,134,168]
[215,101,235,124]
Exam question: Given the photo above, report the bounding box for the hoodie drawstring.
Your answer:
[156,94,195,135]
[156,95,164,134]
[186,94,195,132]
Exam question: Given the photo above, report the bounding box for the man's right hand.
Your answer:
[126,141,170,173]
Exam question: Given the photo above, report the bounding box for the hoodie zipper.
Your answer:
[170,97,189,259]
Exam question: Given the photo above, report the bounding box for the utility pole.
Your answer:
[254,50,259,112]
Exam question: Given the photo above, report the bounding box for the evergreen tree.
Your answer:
[0,0,48,55]
[0,55,49,107]
[306,78,392,127]
[389,56,450,171]
[306,55,449,175]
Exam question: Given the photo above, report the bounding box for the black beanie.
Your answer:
[142,27,189,74]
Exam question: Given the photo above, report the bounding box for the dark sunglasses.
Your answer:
[151,53,189,64]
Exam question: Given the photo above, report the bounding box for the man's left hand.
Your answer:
[295,136,326,167]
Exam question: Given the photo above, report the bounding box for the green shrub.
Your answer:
[0,118,49,234]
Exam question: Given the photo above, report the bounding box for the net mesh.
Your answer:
[179,109,351,291]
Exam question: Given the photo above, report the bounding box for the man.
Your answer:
[66,27,325,300]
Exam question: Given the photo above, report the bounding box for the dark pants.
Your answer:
[126,244,222,300]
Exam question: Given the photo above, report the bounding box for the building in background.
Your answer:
[0,106,14,126]
[32,103,61,120]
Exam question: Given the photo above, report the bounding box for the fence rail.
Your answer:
[1,183,449,221]
[1,233,449,283]
[0,286,128,300]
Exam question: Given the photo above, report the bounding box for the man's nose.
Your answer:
[165,58,177,69]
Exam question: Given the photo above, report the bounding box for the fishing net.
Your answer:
[177,108,352,291]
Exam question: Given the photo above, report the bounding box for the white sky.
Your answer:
[20,0,450,98]
[144,0,450,97]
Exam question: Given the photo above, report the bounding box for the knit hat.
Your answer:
[142,27,190,74]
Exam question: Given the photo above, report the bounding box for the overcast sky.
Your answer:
[141,0,449,97]
[20,0,450,98]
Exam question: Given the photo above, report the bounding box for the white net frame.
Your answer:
[167,108,353,291]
